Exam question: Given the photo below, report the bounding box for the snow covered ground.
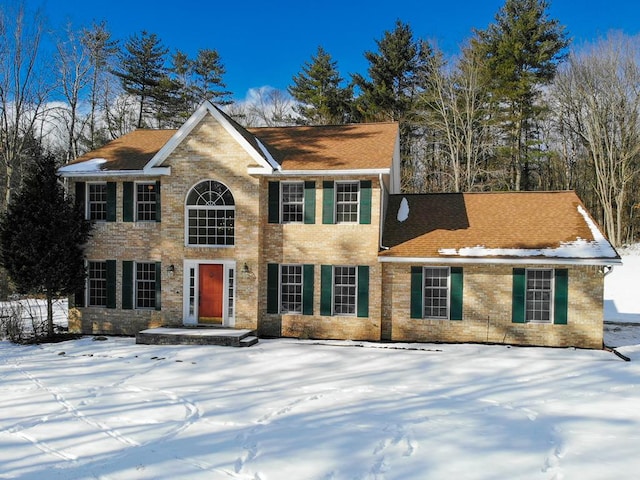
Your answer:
[2,336,640,479]
[0,250,639,479]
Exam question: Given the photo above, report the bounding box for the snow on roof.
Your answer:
[397,197,409,222]
[438,205,619,259]
[58,158,107,173]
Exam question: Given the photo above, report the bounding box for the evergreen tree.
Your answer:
[288,46,353,124]
[191,48,232,105]
[352,20,435,191]
[0,153,91,337]
[472,0,568,190]
[113,31,169,128]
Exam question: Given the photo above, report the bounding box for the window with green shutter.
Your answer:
[513,268,568,324]
[410,266,463,320]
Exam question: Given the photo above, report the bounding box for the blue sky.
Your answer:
[41,0,640,101]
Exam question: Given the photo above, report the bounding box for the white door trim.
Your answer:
[183,259,236,327]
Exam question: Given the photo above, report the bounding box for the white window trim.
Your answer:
[182,259,236,327]
[86,260,108,308]
[134,261,157,310]
[280,181,305,224]
[334,181,360,224]
[279,264,303,314]
[525,268,555,324]
[422,266,451,320]
[184,180,236,248]
[135,181,157,222]
[332,265,358,316]
[86,181,107,221]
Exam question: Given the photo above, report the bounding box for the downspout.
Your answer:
[379,173,389,251]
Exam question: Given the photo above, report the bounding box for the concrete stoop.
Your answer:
[136,327,259,347]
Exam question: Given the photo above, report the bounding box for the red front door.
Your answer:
[199,264,224,324]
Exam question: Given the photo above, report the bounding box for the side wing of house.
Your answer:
[379,192,621,349]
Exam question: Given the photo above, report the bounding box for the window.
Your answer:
[280,265,303,313]
[281,182,304,223]
[423,267,449,319]
[526,269,553,323]
[410,266,463,320]
[88,261,107,307]
[136,182,157,221]
[135,262,157,309]
[88,183,107,221]
[186,180,235,246]
[333,266,357,315]
[335,182,359,223]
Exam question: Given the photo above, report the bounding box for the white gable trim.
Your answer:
[144,101,276,174]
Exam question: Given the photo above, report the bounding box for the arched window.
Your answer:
[186,180,235,246]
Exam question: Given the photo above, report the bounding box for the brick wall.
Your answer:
[382,262,604,349]
[259,176,383,341]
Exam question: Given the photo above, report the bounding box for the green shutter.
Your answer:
[512,268,526,323]
[106,260,116,309]
[155,262,162,310]
[554,269,568,325]
[123,182,134,222]
[106,182,116,222]
[410,266,423,319]
[322,181,334,224]
[74,264,86,307]
[304,181,316,224]
[320,265,333,315]
[267,263,279,313]
[155,181,161,222]
[359,180,372,224]
[268,181,280,224]
[122,261,134,310]
[357,265,369,318]
[450,267,463,320]
[303,264,314,315]
[75,182,86,218]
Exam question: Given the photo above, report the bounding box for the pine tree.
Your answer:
[113,31,169,128]
[191,49,232,105]
[288,46,353,125]
[0,153,91,337]
[472,0,568,190]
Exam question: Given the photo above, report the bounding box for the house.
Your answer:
[59,101,621,349]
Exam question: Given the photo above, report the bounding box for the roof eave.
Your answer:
[378,255,623,266]
[59,167,171,178]
[272,168,391,176]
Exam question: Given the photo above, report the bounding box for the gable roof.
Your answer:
[63,129,177,172]
[248,123,398,172]
[59,102,399,177]
[380,191,620,265]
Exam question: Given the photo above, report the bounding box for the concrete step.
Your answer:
[136,327,259,347]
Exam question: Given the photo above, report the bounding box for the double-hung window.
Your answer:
[423,267,450,319]
[88,183,107,221]
[280,265,303,313]
[333,266,357,315]
[88,261,107,307]
[335,181,360,223]
[267,264,314,315]
[512,268,568,324]
[410,266,463,320]
[525,269,553,323]
[135,262,157,309]
[136,182,157,221]
[281,182,304,223]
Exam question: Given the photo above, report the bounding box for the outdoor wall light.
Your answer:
[167,264,175,274]
[242,262,250,274]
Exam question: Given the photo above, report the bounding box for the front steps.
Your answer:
[136,327,259,347]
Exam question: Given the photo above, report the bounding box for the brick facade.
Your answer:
[66,104,612,349]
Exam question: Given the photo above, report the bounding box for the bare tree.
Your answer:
[552,32,640,246]
[0,2,50,209]
[228,87,296,127]
[419,46,494,192]
[55,23,91,163]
